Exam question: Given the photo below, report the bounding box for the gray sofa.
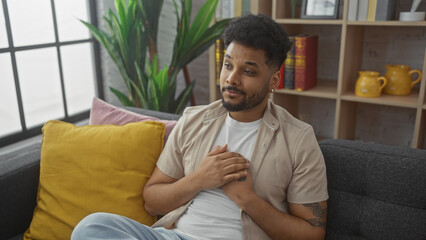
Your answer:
[1,107,425,240]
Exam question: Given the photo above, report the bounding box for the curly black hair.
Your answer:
[223,14,292,71]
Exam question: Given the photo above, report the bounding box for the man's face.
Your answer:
[220,42,277,112]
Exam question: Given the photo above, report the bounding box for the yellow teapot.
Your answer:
[383,64,422,95]
[355,71,387,98]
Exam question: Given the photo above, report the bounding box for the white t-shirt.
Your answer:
[175,113,261,239]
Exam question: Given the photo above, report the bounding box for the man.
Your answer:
[72,14,328,240]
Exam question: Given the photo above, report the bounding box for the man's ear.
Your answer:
[270,69,281,90]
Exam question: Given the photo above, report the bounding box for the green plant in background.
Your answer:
[81,0,231,114]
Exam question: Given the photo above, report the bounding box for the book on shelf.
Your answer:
[357,0,369,21]
[375,0,396,21]
[278,63,284,89]
[348,0,359,21]
[284,36,295,89]
[367,0,377,21]
[294,35,318,91]
[215,38,225,84]
[234,0,242,17]
[242,0,250,15]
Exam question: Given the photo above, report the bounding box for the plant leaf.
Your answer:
[140,0,164,44]
[188,0,218,44]
[155,65,169,100]
[134,62,148,102]
[177,18,230,70]
[114,0,127,38]
[147,77,160,110]
[109,87,135,107]
[129,79,149,108]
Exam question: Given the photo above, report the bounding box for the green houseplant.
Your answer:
[82,0,230,113]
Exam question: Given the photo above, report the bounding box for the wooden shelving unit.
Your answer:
[209,0,426,148]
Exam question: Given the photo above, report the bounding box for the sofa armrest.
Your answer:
[0,142,41,239]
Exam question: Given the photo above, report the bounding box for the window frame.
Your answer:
[0,0,104,147]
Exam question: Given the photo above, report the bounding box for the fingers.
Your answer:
[222,169,248,183]
[222,157,250,173]
[208,144,228,156]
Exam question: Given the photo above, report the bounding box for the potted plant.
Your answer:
[81,0,230,114]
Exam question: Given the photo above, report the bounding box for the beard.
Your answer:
[221,84,270,112]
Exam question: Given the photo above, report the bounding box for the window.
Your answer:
[0,0,103,147]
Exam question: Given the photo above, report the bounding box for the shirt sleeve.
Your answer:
[156,114,186,179]
[286,126,329,204]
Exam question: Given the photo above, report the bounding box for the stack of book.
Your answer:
[279,34,318,91]
[215,39,225,84]
[215,0,251,19]
[348,0,396,21]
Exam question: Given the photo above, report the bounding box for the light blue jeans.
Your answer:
[71,212,197,240]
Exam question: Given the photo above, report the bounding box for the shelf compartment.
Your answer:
[337,101,416,147]
[341,91,420,109]
[341,25,426,98]
[272,94,336,140]
[275,19,344,25]
[275,79,338,99]
[347,21,426,27]
[279,24,341,89]
[272,0,345,22]
[355,103,416,147]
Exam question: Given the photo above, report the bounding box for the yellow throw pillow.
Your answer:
[24,120,165,240]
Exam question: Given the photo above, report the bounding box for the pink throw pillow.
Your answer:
[89,97,177,143]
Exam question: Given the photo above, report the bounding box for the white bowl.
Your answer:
[399,12,425,21]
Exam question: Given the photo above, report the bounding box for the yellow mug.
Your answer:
[384,64,422,96]
[355,71,387,98]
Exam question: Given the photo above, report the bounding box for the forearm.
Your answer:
[143,173,202,216]
[239,193,325,240]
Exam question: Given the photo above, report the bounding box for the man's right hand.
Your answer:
[190,144,250,191]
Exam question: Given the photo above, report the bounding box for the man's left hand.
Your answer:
[221,170,255,208]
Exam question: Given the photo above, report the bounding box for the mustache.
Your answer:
[222,86,245,95]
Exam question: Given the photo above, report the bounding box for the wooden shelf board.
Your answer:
[347,21,426,27]
[275,19,344,25]
[341,92,419,108]
[275,19,426,27]
[275,80,338,99]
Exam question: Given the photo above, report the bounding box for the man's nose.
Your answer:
[226,71,240,85]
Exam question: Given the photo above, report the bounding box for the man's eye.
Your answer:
[245,69,255,75]
[224,62,232,69]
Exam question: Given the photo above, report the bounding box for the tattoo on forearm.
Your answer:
[303,203,327,229]
[305,218,326,228]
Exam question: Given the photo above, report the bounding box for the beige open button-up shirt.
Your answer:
[152,100,328,240]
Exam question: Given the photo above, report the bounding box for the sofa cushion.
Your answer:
[90,97,177,143]
[319,139,426,240]
[24,120,165,240]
